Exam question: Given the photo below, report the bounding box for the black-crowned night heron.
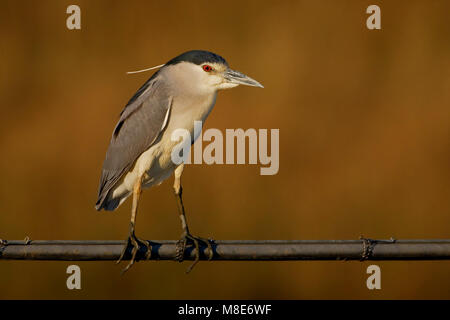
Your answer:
[95,50,263,273]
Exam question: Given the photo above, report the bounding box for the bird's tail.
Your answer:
[95,191,130,211]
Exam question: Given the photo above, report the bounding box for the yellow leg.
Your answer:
[173,164,213,273]
[117,175,152,274]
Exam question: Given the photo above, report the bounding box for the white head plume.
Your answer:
[126,64,165,75]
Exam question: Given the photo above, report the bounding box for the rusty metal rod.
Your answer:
[1,239,450,261]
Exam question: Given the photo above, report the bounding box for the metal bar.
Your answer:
[1,239,450,261]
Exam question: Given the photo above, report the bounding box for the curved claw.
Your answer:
[117,234,152,274]
[176,233,214,273]
[117,238,130,265]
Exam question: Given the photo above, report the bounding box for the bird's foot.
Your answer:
[176,232,214,273]
[117,233,152,274]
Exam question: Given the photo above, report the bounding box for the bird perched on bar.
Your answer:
[95,50,263,273]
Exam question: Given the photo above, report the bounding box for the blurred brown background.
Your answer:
[0,0,449,299]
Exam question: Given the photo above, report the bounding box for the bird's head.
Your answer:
[158,50,264,94]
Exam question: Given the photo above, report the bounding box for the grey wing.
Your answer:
[95,76,172,210]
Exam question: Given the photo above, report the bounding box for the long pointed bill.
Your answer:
[224,69,264,88]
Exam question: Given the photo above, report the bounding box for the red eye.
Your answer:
[202,65,213,72]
